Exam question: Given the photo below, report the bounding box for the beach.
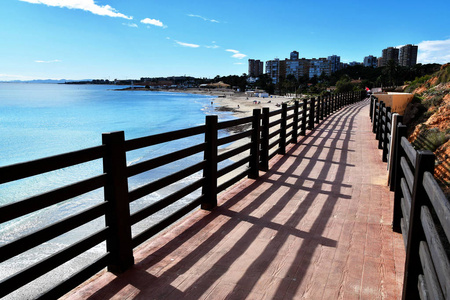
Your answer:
[167,88,296,118]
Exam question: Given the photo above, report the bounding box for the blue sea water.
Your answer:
[0,83,233,298]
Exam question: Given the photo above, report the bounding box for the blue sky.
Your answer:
[1,0,449,81]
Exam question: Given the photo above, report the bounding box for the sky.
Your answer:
[1,0,450,81]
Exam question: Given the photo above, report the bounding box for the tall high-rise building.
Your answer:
[363,55,378,68]
[380,47,399,66]
[399,44,418,67]
[309,58,331,78]
[248,59,264,77]
[327,55,340,73]
[290,51,299,60]
[265,58,286,84]
[285,58,309,79]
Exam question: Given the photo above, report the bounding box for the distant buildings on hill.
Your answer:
[378,44,418,67]
[249,44,418,84]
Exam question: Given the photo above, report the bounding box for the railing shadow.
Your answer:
[77,100,367,299]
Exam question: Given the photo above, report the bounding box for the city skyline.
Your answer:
[1,0,450,81]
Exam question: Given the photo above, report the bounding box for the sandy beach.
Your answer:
[175,88,295,118]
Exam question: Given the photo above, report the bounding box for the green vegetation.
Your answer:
[413,127,449,152]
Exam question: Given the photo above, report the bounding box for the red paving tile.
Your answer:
[62,99,405,299]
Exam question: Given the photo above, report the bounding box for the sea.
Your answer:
[0,83,234,299]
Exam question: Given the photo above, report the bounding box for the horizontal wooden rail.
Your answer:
[0,145,105,184]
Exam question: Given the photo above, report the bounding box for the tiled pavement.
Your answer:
[63,99,405,299]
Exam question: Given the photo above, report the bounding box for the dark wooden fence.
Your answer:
[370,95,450,300]
[0,91,365,299]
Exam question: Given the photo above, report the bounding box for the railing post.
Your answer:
[319,96,324,120]
[308,98,315,130]
[315,96,320,124]
[102,131,134,274]
[292,101,299,143]
[382,106,391,162]
[201,115,218,210]
[301,99,307,135]
[369,96,374,121]
[372,98,379,133]
[249,109,261,179]
[377,102,385,149]
[392,123,407,232]
[279,103,287,155]
[333,94,337,112]
[376,101,384,141]
[402,150,435,300]
[389,115,403,190]
[260,107,270,171]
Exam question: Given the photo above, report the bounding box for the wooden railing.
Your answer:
[370,96,450,300]
[0,91,365,299]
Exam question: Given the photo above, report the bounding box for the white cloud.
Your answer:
[19,0,132,19]
[417,39,450,64]
[175,40,200,48]
[232,53,247,59]
[123,23,138,28]
[35,59,61,63]
[234,62,243,65]
[187,14,219,23]
[226,49,247,59]
[141,18,166,28]
[205,44,219,49]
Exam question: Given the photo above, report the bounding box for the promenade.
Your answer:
[63,99,405,299]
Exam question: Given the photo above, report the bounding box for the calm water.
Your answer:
[0,83,232,299]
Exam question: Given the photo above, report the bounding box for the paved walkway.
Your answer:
[63,99,405,299]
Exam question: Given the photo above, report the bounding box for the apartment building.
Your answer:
[328,55,341,73]
[309,58,331,78]
[363,55,378,68]
[265,58,286,84]
[399,44,418,67]
[248,59,264,77]
[380,47,399,66]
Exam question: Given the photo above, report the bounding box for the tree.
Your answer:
[335,74,355,93]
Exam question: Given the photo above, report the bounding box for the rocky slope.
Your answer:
[404,64,450,196]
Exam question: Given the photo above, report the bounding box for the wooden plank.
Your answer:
[401,178,412,218]
[38,254,110,300]
[127,143,205,177]
[423,172,450,240]
[402,136,417,165]
[128,161,205,202]
[419,241,444,300]
[125,125,205,151]
[401,197,410,230]
[0,202,107,263]
[0,174,106,224]
[0,228,108,298]
[217,142,251,163]
[217,168,250,193]
[132,196,203,248]
[130,178,204,225]
[269,128,281,139]
[401,218,408,249]
[217,116,253,130]
[217,156,251,178]
[217,130,252,146]
[0,145,105,184]
[418,275,430,300]
[401,156,415,193]
[421,206,450,298]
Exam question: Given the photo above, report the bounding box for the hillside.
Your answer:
[403,64,450,196]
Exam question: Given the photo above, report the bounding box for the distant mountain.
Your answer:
[0,79,92,84]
